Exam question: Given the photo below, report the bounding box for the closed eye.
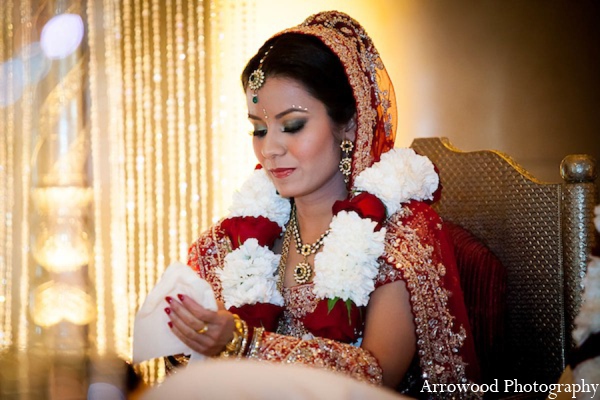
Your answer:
[250,128,268,137]
[281,119,306,134]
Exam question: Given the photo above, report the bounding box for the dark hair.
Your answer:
[241,33,356,126]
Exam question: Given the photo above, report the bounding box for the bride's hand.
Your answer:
[165,294,235,357]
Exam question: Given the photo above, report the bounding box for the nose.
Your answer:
[260,129,285,159]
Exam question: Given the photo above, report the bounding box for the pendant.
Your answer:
[293,261,312,284]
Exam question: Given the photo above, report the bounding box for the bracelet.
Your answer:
[219,314,247,358]
[246,327,265,359]
[164,354,190,375]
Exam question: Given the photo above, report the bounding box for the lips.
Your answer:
[269,168,295,179]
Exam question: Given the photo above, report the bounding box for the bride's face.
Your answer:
[246,76,349,202]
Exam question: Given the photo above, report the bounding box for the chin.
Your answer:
[273,183,303,199]
[275,188,293,199]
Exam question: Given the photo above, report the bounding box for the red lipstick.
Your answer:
[270,168,295,179]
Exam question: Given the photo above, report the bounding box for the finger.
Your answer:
[176,294,219,323]
[168,319,212,352]
[167,308,213,346]
[168,315,227,357]
[167,302,209,336]
[168,297,215,332]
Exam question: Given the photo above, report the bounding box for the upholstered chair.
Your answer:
[411,137,597,394]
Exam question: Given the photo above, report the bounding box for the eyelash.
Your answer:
[281,120,306,134]
[251,128,268,137]
[250,120,306,137]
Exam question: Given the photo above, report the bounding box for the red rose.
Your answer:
[302,298,364,344]
[221,216,282,250]
[229,302,284,332]
[332,192,386,231]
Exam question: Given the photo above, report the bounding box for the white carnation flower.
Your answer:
[573,256,600,344]
[354,148,439,216]
[572,205,600,386]
[313,211,386,306]
[219,147,440,311]
[228,169,291,228]
[573,358,600,395]
[218,238,283,308]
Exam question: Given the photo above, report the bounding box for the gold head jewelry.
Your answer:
[277,10,397,184]
[290,205,330,285]
[249,45,273,104]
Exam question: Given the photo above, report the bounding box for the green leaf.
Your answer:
[345,299,353,324]
[327,297,338,313]
[326,298,355,325]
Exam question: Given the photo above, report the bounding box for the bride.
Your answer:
[162,10,480,396]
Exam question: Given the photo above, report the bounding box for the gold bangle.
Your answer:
[219,314,247,358]
[164,354,190,375]
[247,327,265,359]
[238,319,249,356]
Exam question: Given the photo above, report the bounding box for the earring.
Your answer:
[339,139,354,183]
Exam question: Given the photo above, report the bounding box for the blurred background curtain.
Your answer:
[0,0,261,369]
[1,0,598,386]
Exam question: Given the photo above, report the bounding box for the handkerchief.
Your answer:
[133,262,217,363]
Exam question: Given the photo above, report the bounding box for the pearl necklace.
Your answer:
[290,205,331,284]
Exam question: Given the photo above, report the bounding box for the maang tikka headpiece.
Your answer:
[248,45,273,104]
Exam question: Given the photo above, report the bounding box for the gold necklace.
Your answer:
[290,205,330,284]
[277,224,292,293]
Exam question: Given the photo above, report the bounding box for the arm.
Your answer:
[167,294,385,385]
[246,329,383,385]
[177,217,410,385]
[362,279,416,388]
[245,281,415,387]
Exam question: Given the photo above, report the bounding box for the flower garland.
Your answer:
[570,204,600,384]
[216,169,290,309]
[217,148,439,338]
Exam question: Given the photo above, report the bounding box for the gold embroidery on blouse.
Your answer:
[277,284,318,338]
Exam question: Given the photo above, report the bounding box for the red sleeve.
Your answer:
[375,201,481,386]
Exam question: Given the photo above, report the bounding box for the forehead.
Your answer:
[246,76,320,112]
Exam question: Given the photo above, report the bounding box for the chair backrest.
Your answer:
[410,137,597,385]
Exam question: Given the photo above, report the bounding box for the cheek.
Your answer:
[297,136,339,167]
[252,139,263,162]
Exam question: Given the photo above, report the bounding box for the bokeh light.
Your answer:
[40,13,84,60]
[20,42,52,85]
[30,281,95,327]
[0,58,24,107]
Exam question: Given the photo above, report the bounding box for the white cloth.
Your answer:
[132,262,217,363]
[141,359,412,400]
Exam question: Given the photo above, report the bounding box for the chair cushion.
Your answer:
[443,221,507,384]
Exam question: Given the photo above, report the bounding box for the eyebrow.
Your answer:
[274,108,308,119]
[247,108,308,121]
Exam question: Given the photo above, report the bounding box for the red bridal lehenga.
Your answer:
[177,10,480,397]
[186,200,479,393]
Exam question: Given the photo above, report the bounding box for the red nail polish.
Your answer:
[168,321,173,328]
[164,307,171,315]
[165,296,173,304]
[177,294,184,302]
